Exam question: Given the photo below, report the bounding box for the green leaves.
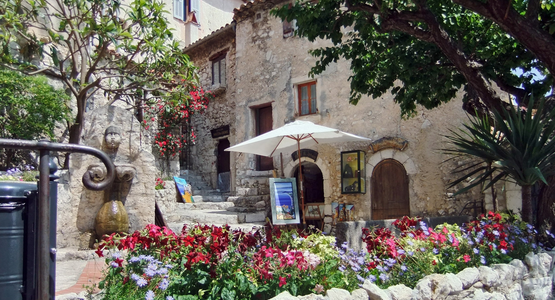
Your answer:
[272,0,553,117]
[444,96,555,197]
[0,0,200,146]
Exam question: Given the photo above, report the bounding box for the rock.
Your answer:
[525,252,548,278]
[362,280,391,300]
[538,253,553,275]
[385,284,412,300]
[522,277,552,300]
[492,264,516,288]
[298,294,328,300]
[503,283,524,300]
[478,266,500,287]
[270,291,299,300]
[456,267,480,289]
[351,288,369,300]
[444,273,463,293]
[326,288,352,300]
[412,275,442,300]
[509,259,528,281]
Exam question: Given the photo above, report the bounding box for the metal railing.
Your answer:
[0,138,115,300]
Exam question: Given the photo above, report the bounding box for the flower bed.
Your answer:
[95,212,553,300]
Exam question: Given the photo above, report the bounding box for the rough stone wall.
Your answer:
[57,106,156,248]
[229,0,486,220]
[186,27,237,189]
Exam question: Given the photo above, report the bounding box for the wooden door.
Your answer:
[256,106,274,171]
[371,159,410,220]
[217,138,230,173]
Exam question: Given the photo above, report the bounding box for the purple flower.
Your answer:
[379,273,389,282]
[131,274,141,281]
[136,278,148,287]
[480,256,486,265]
[145,290,155,300]
[368,274,377,282]
[130,257,141,263]
[159,278,169,290]
[433,248,439,254]
[166,297,174,300]
[473,248,480,255]
[158,268,169,275]
[356,274,365,283]
[401,265,408,272]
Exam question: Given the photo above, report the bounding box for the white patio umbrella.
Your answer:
[225,120,371,223]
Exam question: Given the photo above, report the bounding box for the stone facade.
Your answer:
[183,0,521,225]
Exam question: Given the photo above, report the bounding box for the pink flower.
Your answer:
[463,254,471,263]
[279,276,287,287]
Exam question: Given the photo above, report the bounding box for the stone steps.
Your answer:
[167,222,265,234]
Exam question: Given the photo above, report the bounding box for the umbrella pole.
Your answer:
[297,142,306,224]
[280,152,285,178]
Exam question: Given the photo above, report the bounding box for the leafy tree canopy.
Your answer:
[0,67,70,167]
[0,0,201,164]
[0,68,70,140]
[272,0,555,118]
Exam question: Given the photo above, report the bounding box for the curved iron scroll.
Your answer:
[0,138,115,190]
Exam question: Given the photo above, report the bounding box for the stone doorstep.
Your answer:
[167,222,266,234]
[166,209,266,225]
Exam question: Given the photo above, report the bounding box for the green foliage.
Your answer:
[0,0,200,150]
[271,0,553,117]
[0,68,70,140]
[444,97,555,195]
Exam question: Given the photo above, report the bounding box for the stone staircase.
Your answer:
[161,170,267,233]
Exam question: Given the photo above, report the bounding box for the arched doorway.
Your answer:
[371,159,410,220]
[294,162,324,227]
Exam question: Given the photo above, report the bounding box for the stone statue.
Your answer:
[94,125,136,238]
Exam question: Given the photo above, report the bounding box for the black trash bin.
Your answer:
[0,181,37,300]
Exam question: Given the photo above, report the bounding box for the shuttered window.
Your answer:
[190,0,200,13]
[212,54,226,86]
[174,0,184,20]
[298,81,317,116]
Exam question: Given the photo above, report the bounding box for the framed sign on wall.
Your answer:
[269,178,300,225]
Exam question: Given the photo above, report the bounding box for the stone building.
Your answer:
[183,0,519,228]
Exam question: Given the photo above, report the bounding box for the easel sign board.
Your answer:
[269,178,301,225]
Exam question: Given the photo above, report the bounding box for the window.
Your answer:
[212,54,226,87]
[298,81,317,115]
[174,0,200,22]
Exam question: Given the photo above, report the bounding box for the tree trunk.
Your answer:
[522,185,533,223]
[537,176,555,231]
[63,96,85,168]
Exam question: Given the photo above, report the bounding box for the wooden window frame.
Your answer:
[211,54,226,86]
[297,81,317,116]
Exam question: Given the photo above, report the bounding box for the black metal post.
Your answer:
[38,150,50,300]
[0,139,115,300]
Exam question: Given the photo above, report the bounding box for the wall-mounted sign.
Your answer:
[291,149,318,162]
[211,125,230,138]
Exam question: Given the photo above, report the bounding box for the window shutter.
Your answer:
[220,57,226,86]
[174,0,184,20]
[190,0,200,13]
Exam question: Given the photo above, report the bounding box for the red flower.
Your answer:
[279,276,287,287]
